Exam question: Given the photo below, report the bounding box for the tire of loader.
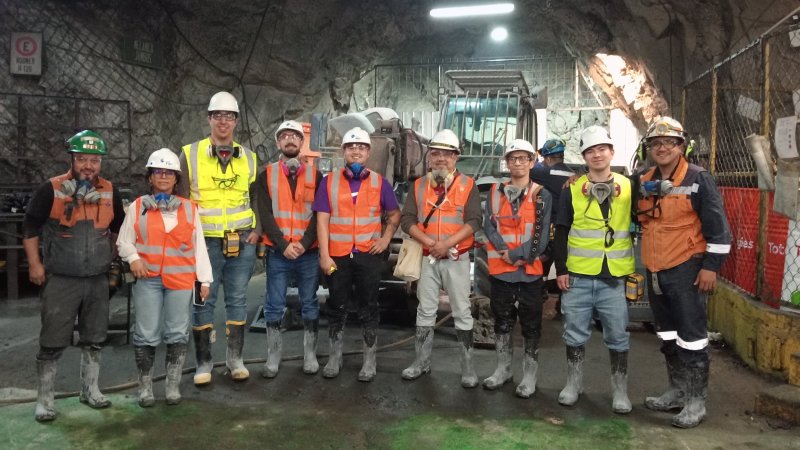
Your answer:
[470,295,496,348]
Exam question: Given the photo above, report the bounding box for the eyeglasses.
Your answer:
[151,168,176,178]
[278,133,301,141]
[344,144,369,152]
[430,149,457,158]
[648,138,682,150]
[213,174,239,189]
[604,226,615,248]
[506,155,533,164]
[74,155,102,165]
[210,111,237,122]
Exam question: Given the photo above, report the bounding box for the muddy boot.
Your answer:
[456,329,478,389]
[34,359,57,422]
[610,349,632,414]
[262,321,282,379]
[323,326,344,379]
[672,355,709,428]
[482,333,513,390]
[645,342,685,412]
[226,322,250,381]
[358,328,377,382]
[79,347,111,409]
[303,319,319,375]
[515,337,539,398]
[165,343,187,405]
[558,345,585,406]
[192,327,214,386]
[402,326,434,380]
[133,346,156,408]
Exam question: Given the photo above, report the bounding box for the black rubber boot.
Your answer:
[672,352,709,428]
[482,333,513,390]
[402,326,434,380]
[456,329,478,389]
[192,327,213,386]
[165,343,187,405]
[358,327,377,382]
[79,346,111,409]
[35,359,57,422]
[645,341,685,411]
[610,349,632,414]
[262,321,282,379]
[226,323,250,381]
[303,319,320,375]
[558,345,585,406]
[515,337,539,398]
[134,345,156,407]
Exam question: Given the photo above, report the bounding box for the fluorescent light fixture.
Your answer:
[430,3,515,18]
[490,26,508,41]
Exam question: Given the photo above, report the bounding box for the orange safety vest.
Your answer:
[49,172,114,228]
[326,169,383,257]
[133,196,198,290]
[261,162,318,249]
[637,158,706,272]
[486,182,544,276]
[414,173,475,253]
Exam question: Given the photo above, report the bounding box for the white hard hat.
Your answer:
[579,126,613,153]
[208,91,239,113]
[341,127,371,147]
[275,120,304,141]
[645,116,686,141]
[504,139,535,157]
[429,129,461,153]
[146,148,181,172]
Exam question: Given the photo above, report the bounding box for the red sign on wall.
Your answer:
[719,187,788,308]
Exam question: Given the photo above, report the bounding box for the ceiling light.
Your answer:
[490,27,508,41]
[430,3,515,19]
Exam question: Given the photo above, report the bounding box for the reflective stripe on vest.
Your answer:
[326,169,382,257]
[414,174,475,249]
[262,162,318,248]
[486,182,544,276]
[133,197,197,290]
[566,173,634,277]
[637,158,707,272]
[182,138,257,237]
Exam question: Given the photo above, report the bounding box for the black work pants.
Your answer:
[648,255,708,351]
[489,277,544,339]
[325,252,383,333]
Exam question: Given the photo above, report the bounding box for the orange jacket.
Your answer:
[414,174,475,253]
[326,169,383,257]
[637,158,706,272]
[49,172,114,228]
[133,197,198,290]
[486,183,544,276]
[262,162,318,249]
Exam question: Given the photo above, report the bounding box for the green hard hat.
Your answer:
[66,130,107,155]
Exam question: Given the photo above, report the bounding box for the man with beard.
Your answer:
[400,129,482,388]
[23,130,126,421]
[177,92,259,385]
[254,120,323,378]
[313,127,400,381]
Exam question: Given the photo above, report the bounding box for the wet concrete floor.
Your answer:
[0,273,798,449]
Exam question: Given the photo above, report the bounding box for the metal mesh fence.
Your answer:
[683,18,800,308]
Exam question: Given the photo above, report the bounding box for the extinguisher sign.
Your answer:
[10,32,42,76]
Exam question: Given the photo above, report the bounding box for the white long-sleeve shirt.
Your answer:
[116,198,213,286]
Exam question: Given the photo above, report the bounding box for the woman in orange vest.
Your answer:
[482,139,551,398]
[117,148,212,408]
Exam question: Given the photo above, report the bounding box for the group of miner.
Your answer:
[24,91,730,429]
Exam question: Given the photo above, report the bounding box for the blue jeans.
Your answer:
[561,275,629,351]
[193,234,257,327]
[265,248,320,323]
[132,276,192,346]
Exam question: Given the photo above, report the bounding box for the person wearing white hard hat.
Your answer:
[553,125,635,414]
[254,120,324,378]
[636,117,730,429]
[176,91,259,386]
[313,127,401,381]
[481,139,552,398]
[117,148,212,407]
[399,129,483,388]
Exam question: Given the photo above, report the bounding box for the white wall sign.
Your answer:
[10,32,42,76]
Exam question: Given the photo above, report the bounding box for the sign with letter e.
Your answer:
[10,32,42,76]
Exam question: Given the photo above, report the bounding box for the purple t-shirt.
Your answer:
[312,171,399,213]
